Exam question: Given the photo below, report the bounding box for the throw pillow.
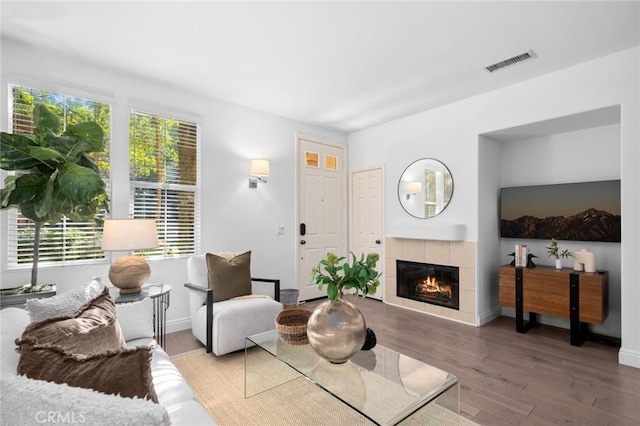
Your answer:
[26,276,105,322]
[16,343,159,403]
[1,372,169,426]
[19,287,126,356]
[206,251,252,302]
[116,297,154,342]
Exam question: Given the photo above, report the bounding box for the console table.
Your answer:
[499,265,608,346]
[109,283,171,348]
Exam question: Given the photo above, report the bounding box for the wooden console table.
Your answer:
[499,265,608,346]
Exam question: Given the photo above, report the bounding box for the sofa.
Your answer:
[0,279,217,426]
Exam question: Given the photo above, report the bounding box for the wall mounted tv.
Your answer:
[500,180,621,242]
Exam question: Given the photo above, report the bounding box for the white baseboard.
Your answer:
[619,348,640,368]
[166,317,192,334]
[478,306,501,326]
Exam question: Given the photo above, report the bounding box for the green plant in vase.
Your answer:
[1,103,109,294]
[308,252,382,364]
[546,238,573,269]
[311,252,382,301]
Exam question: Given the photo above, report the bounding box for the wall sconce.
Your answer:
[101,218,159,294]
[406,181,422,199]
[249,159,270,188]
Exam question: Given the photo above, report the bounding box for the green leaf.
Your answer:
[1,133,41,170]
[33,103,60,135]
[52,136,93,162]
[29,146,64,163]
[65,122,104,152]
[34,180,54,219]
[57,164,105,203]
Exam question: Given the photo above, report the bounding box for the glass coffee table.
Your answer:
[245,330,459,425]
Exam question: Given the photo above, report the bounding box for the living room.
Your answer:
[1,1,639,424]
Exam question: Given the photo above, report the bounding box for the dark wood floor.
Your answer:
[165,297,640,425]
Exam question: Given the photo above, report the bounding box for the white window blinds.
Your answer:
[6,85,111,268]
[129,110,200,257]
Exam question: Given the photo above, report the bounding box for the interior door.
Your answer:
[350,166,384,300]
[297,135,346,301]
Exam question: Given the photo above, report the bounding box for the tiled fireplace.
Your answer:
[385,238,476,325]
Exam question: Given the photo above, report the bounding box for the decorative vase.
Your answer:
[307,295,367,364]
[555,259,563,269]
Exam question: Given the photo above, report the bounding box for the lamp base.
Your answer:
[109,255,151,294]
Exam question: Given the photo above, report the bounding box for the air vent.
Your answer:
[485,49,537,73]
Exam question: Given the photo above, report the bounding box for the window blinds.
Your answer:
[129,110,200,257]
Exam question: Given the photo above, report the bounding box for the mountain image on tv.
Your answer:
[500,180,621,243]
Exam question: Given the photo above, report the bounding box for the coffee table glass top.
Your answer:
[245,330,459,425]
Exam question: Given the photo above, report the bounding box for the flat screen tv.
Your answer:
[500,180,621,242]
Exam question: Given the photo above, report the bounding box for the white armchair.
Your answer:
[184,254,283,356]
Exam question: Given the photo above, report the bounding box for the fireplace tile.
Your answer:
[450,242,476,268]
[403,239,425,262]
[424,240,451,265]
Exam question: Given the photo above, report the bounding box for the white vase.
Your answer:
[555,259,563,269]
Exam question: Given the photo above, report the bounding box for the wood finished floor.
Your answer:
[165,297,640,426]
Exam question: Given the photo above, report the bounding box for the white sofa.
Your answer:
[0,305,217,425]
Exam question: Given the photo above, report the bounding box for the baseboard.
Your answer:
[619,348,640,368]
[166,317,192,334]
[478,306,501,326]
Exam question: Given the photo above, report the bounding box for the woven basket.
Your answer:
[275,308,312,345]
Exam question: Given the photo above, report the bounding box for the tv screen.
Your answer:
[500,180,621,242]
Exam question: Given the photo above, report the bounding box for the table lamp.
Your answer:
[102,218,159,293]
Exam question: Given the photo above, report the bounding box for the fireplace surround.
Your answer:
[385,238,476,325]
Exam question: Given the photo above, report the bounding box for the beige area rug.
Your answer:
[172,348,477,426]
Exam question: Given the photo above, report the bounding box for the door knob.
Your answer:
[375,239,381,244]
[300,240,306,245]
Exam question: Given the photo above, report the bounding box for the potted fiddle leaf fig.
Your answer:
[0,102,109,298]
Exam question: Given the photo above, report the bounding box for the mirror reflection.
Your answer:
[398,158,453,219]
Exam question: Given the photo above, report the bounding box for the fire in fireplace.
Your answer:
[396,260,460,310]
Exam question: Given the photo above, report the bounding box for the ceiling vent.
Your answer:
[485,49,537,73]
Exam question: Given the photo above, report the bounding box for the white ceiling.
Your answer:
[1,1,639,133]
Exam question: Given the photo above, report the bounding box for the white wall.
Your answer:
[348,47,639,368]
[497,124,622,338]
[0,38,347,331]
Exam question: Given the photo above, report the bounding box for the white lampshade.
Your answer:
[408,181,422,193]
[102,219,159,294]
[102,219,159,251]
[250,159,270,178]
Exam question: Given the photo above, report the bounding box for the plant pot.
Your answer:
[0,284,57,309]
[555,259,563,269]
[306,296,366,364]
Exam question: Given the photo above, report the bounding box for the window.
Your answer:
[6,85,111,268]
[129,110,200,257]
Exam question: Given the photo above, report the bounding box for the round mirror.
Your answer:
[398,158,453,219]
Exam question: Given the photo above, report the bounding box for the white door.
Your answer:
[349,166,385,300]
[297,135,346,301]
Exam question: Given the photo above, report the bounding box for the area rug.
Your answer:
[172,348,476,425]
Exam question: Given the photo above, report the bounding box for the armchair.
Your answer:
[184,254,282,355]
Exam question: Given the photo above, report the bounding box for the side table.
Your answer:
[109,283,171,348]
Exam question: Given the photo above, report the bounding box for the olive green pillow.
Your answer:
[206,251,252,302]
